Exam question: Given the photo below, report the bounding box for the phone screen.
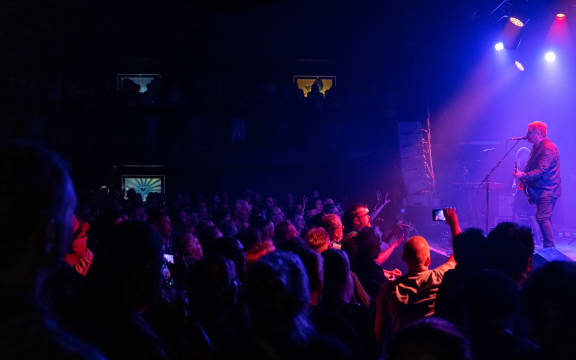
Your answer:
[432,209,446,222]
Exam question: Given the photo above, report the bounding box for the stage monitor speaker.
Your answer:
[533,247,573,270]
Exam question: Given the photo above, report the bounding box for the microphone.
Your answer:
[510,136,527,140]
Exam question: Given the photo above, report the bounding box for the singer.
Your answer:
[512,121,561,248]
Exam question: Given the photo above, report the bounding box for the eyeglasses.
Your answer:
[354,213,370,220]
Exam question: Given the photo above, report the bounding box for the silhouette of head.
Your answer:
[246,251,314,343]
[321,249,354,306]
[486,222,533,284]
[388,317,470,360]
[0,142,77,283]
[523,261,576,352]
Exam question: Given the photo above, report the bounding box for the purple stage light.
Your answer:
[545,51,556,63]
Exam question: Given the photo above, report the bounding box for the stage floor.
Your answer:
[429,237,576,261]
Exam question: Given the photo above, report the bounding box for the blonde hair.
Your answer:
[528,121,547,137]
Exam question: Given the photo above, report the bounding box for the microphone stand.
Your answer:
[478,139,522,232]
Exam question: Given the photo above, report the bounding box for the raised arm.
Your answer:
[443,207,460,264]
[375,224,407,266]
[444,207,461,239]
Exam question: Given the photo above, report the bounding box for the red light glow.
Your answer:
[556,13,566,20]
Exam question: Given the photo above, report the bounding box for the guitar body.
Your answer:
[514,162,532,203]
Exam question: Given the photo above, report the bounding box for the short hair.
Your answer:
[388,317,470,360]
[0,141,76,270]
[187,256,238,311]
[306,227,331,252]
[321,214,341,234]
[246,251,313,340]
[528,121,547,137]
[321,249,352,305]
[275,220,297,244]
[203,237,246,280]
[277,239,324,296]
[486,222,534,282]
[453,228,487,269]
[522,261,576,345]
[343,204,367,232]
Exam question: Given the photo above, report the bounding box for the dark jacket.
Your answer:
[522,138,561,202]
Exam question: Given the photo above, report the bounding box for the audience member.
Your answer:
[186,256,241,358]
[321,214,344,248]
[148,207,174,254]
[277,239,324,306]
[233,251,316,359]
[275,220,299,245]
[68,222,168,359]
[462,270,537,360]
[522,261,576,359]
[348,227,388,299]
[387,318,470,360]
[6,142,562,360]
[0,141,103,359]
[485,222,534,286]
[315,249,376,359]
[306,227,332,253]
[343,204,371,235]
[435,228,487,329]
[375,222,457,339]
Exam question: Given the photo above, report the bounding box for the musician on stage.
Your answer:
[513,121,561,248]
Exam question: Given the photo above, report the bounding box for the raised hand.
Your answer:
[444,207,458,226]
[383,192,391,206]
[444,207,462,238]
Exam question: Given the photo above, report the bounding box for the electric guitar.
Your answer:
[513,161,529,199]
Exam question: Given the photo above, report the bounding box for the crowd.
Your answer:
[2,141,576,360]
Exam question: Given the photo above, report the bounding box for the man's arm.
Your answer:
[444,207,461,239]
[375,224,408,266]
[441,207,459,268]
[520,146,556,182]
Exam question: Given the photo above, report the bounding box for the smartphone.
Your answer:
[432,209,446,222]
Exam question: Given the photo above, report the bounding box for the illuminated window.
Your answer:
[117,74,161,93]
[293,75,336,97]
[122,175,165,201]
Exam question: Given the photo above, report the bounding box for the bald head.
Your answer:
[403,236,431,268]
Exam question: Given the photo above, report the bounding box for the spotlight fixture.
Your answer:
[544,51,556,62]
[509,17,525,27]
[494,42,504,51]
[556,13,566,20]
[515,61,525,71]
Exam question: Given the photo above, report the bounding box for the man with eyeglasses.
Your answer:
[343,204,371,235]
